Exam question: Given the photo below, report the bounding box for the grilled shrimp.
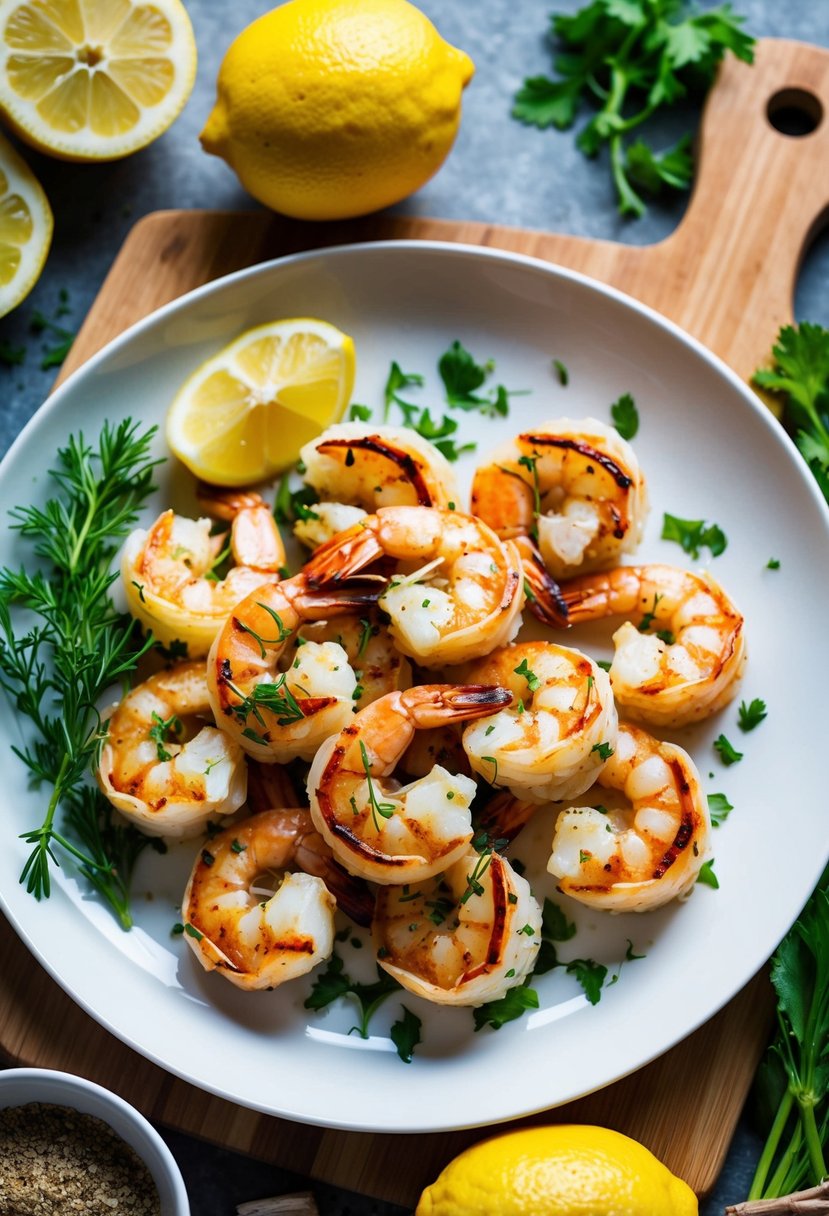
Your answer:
[373,848,540,1006]
[206,575,381,764]
[547,723,711,912]
[462,641,618,804]
[304,506,524,668]
[471,418,648,623]
[307,684,512,885]
[561,563,746,727]
[294,422,459,549]
[96,662,246,839]
[122,488,285,657]
[296,609,412,712]
[182,809,341,991]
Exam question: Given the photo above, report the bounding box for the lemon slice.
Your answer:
[0,127,51,317]
[0,0,197,162]
[166,318,357,486]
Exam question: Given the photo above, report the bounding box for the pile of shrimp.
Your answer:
[98,416,746,1009]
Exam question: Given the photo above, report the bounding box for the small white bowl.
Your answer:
[0,1067,190,1215]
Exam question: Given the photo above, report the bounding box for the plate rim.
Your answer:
[2,237,828,1133]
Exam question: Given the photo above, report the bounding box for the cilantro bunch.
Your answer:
[754,323,829,504]
[513,0,755,217]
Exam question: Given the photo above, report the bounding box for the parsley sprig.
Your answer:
[754,323,829,503]
[512,0,755,217]
[0,420,161,927]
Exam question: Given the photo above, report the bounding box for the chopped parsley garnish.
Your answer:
[714,734,743,766]
[304,954,402,1040]
[384,360,424,420]
[349,403,372,422]
[234,603,292,660]
[566,957,608,1005]
[552,358,568,386]
[390,1006,422,1063]
[766,557,781,570]
[697,858,719,888]
[148,711,182,762]
[708,792,733,827]
[481,755,499,784]
[514,656,541,693]
[184,922,203,941]
[274,473,320,524]
[610,392,639,440]
[473,982,539,1031]
[738,698,767,732]
[591,741,614,762]
[438,340,518,418]
[662,513,727,559]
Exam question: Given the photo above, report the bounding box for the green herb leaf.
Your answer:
[661,513,727,558]
[610,391,639,439]
[390,1005,422,1063]
[696,858,719,888]
[738,698,767,732]
[707,792,733,827]
[552,358,569,386]
[566,957,607,1005]
[714,734,743,766]
[473,983,539,1031]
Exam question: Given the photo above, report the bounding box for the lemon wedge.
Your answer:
[0,0,197,161]
[166,318,357,487]
[0,127,51,317]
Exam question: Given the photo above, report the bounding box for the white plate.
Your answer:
[1,242,827,1133]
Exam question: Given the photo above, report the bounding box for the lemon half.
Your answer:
[0,127,51,316]
[416,1125,698,1216]
[166,318,356,487]
[0,0,197,161]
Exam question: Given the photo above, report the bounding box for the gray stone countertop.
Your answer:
[0,0,827,1213]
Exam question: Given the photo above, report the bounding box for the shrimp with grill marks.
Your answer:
[206,575,381,764]
[303,505,524,668]
[561,563,746,727]
[307,684,512,885]
[294,422,459,549]
[463,641,618,805]
[183,809,346,991]
[547,723,711,913]
[122,487,285,657]
[372,847,541,1006]
[471,417,648,624]
[96,661,246,839]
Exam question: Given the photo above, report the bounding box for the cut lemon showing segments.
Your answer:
[0,0,197,162]
[166,318,357,487]
[0,127,51,316]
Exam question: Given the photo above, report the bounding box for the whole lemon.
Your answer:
[415,1125,699,1216]
[200,0,474,221]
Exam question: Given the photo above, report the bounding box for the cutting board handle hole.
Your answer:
[766,87,823,137]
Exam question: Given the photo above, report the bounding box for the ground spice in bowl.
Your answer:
[0,1101,161,1214]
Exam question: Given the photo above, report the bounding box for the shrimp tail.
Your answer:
[291,578,385,615]
[474,787,537,845]
[516,535,569,627]
[303,522,382,587]
[399,683,512,728]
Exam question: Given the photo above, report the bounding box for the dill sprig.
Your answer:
[0,420,162,928]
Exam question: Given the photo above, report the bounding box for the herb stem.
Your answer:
[749,1087,795,1199]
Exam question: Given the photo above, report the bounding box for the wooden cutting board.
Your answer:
[2,37,828,1208]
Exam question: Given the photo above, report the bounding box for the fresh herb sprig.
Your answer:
[754,323,829,504]
[749,871,829,1200]
[512,0,755,217]
[0,420,161,927]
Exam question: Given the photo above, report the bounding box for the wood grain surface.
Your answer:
[3,37,827,1207]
